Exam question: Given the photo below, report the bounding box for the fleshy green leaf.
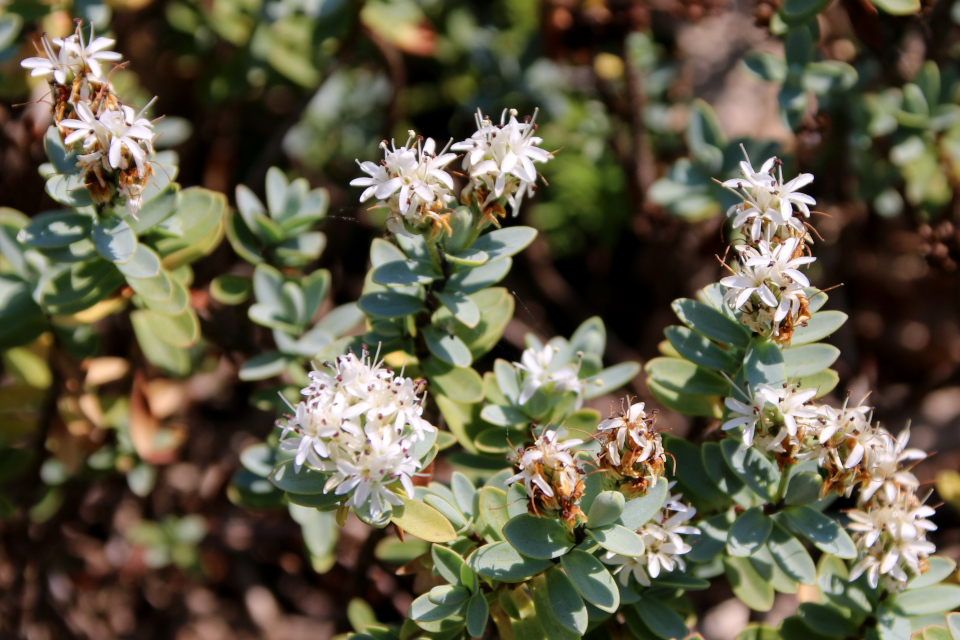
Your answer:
[767,520,816,585]
[790,311,847,346]
[727,507,772,557]
[391,495,457,543]
[619,479,668,530]
[645,357,731,396]
[797,603,860,637]
[721,437,781,502]
[724,556,775,612]
[502,514,575,560]
[906,556,957,590]
[672,298,751,348]
[268,459,328,494]
[890,585,960,616]
[587,524,646,557]
[465,593,489,638]
[783,344,840,378]
[582,362,641,400]
[372,259,438,286]
[634,598,689,640]
[424,327,473,366]
[545,567,588,635]
[422,359,484,404]
[436,290,481,328]
[447,258,511,294]
[469,541,553,582]
[744,338,787,387]
[586,491,625,529]
[469,226,537,262]
[784,506,857,559]
[432,545,467,585]
[18,210,94,248]
[560,550,621,613]
[665,325,740,373]
[358,289,424,319]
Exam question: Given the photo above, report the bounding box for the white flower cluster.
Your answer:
[847,485,937,590]
[721,148,816,244]
[22,25,120,85]
[351,134,457,239]
[719,152,818,344]
[451,108,552,224]
[603,485,699,587]
[513,345,587,409]
[723,385,935,589]
[351,108,551,236]
[279,347,436,520]
[21,23,158,215]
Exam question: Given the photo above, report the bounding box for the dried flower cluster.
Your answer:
[351,109,552,236]
[720,151,817,344]
[595,400,666,496]
[723,385,935,589]
[602,485,700,587]
[279,347,436,520]
[22,22,158,215]
[506,429,586,530]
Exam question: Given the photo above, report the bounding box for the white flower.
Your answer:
[848,490,937,590]
[721,147,816,242]
[61,102,155,175]
[721,386,766,448]
[505,429,582,500]
[21,33,77,85]
[762,384,818,438]
[350,132,456,235]
[859,427,926,504]
[513,345,584,406]
[603,487,699,587]
[280,396,366,471]
[451,108,552,217]
[324,426,421,519]
[276,345,436,518]
[62,26,121,81]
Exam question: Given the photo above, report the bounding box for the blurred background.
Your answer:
[1,0,960,638]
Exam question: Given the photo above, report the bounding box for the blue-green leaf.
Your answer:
[502,514,575,559]
[424,327,473,367]
[583,362,641,400]
[783,343,840,378]
[665,325,740,373]
[560,550,620,613]
[447,259,511,294]
[587,524,645,557]
[619,479,668,530]
[784,506,856,559]
[18,210,94,248]
[672,298,751,348]
[436,290,480,328]
[545,567,588,635]
[470,227,537,262]
[358,291,424,318]
[727,507,772,557]
[469,541,554,582]
[744,338,787,387]
[372,259,438,286]
[92,216,138,264]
